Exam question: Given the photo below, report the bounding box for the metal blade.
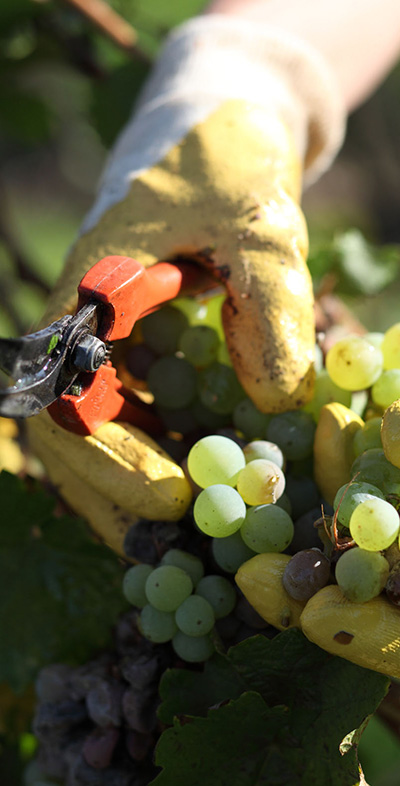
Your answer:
[0,304,99,418]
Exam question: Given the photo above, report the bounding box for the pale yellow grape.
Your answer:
[236,459,285,506]
[372,370,400,409]
[326,337,383,391]
[349,497,400,551]
[187,435,245,488]
[382,323,400,369]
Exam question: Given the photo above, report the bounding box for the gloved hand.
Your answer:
[28,15,345,556]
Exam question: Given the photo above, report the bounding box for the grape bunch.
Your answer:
[27,614,173,786]
[30,297,400,785]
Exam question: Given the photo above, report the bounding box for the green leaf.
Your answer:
[154,693,294,786]
[335,230,400,295]
[0,471,127,692]
[90,60,151,147]
[156,630,388,786]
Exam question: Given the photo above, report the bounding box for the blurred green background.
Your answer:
[1,1,400,784]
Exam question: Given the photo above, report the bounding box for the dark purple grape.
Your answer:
[386,566,400,606]
[86,679,123,727]
[122,687,158,734]
[69,656,114,701]
[33,700,87,742]
[35,663,73,703]
[83,728,120,770]
[125,344,157,380]
[282,549,331,601]
[119,653,159,690]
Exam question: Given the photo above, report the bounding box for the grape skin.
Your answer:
[211,531,256,573]
[335,547,389,602]
[139,605,178,643]
[194,485,246,537]
[282,549,331,601]
[195,575,237,618]
[172,631,215,662]
[326,336,383,391]
[333,481,384,529]
[236,459,285,506]
[175,595,215,637]
[145,566,193,612]
[240,504,294,553]
[187,435,245,489]
[349,497,400,551]
[123,564,154,608]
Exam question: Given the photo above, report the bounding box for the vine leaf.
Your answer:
[155,629,388,786]
[0,470,127,692]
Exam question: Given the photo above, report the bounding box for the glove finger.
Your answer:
[301,585,400,678]
[28,412,192,523]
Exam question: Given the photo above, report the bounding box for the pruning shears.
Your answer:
[0,256,207,436]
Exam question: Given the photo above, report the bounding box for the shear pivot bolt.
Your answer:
[73,334,107,372]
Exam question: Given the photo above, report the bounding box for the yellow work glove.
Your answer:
[28,16,345,557]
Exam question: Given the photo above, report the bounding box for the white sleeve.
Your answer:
[82,15,345,234]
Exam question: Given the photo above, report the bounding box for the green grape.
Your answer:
[302,369,352,422]
[172,631,215,662]
[217,342,233,366]
[139,604,178,643]
[335,547,389,602]
[233,399,271,440]
[243,439,284,468]
[145,565,193,611]
[175,595,215,636]
[349,497,400,551]
[173,297,208,325]
[372,369,400,409]
[333,481,385,528]
[382,322,400,369]
[187,435,245,488]
[211,531,256,573]
[203,293,225,339]
[191,398,230,429]
[147,355,197,409]
[161,549,204,587]
[236,459,285,505]
[179,325,220,367]
[141,305,188,354]
[122,564,154,607]
[266,411,316,461]
[365,332,384,349]
[353,417,382,456]
[196,575,236,618]
[351,448,400,497]
[326,336,383,390]
[197,362,245,414]
[157,405,198,435]
[284,475,320,519]
[193,485,246,537]
[240,504,294,553]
